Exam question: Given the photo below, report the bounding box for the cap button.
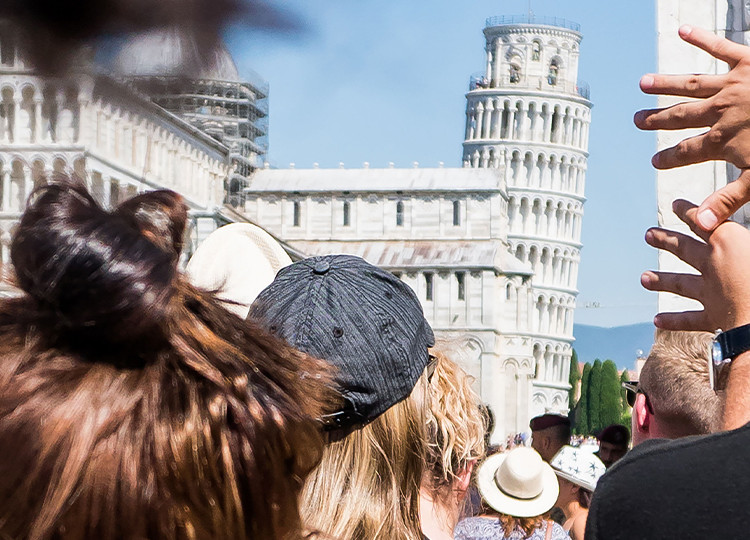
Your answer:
[313,260,331,275]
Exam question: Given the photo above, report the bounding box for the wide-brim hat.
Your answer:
[477,447,559,518]
[186,223,292,318]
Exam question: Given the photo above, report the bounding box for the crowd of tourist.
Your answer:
[1,24,750,539]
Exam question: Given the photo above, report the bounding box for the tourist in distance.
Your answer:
[549,446,605,540]
[419,346,486,540]
[248,254,435,540]
[453,447,568,540]
[0,177,334,539]
[529,413,571,463]
[586,26,750,539]
[593,424,629,468]
[626,329,720,446]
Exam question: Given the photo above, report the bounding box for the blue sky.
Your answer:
[226,0,659,328]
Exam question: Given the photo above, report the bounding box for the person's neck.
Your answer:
[419,487,460,540]
[562,498,583,521]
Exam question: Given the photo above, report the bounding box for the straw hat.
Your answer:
[185,223,292,318]
[477,447,559,518]
[550,445,606,493]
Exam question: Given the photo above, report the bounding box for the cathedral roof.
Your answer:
[113,28,241,82]
[287,240,532,275]
[247,167,505,193]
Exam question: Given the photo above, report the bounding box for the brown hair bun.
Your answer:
[11,179,187,351]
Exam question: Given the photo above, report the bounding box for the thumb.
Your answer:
[696,170,750,231]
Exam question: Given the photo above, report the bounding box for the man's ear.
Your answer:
[634,393,651,434]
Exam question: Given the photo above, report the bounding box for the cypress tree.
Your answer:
[599,360,623,429]
[568,349,581,409]
[587,360,602,434]
[576,362,592,435]
[619,369,630,411]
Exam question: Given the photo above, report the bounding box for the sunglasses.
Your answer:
[621,380,654,414]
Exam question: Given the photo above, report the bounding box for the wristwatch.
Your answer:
[711,323,750,390]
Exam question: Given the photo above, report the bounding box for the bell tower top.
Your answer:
[478,15,586,99]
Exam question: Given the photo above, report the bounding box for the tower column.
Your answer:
[482,100,493,139]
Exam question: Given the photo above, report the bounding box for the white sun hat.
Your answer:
[550,445,606,493]
[477,447,559,518]
[186,223,292,318]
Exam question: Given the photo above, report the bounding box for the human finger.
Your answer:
[695,170,750,231]
[634,100,717,131]
[639,73,725,98]
[679,25,748,67]
[671,199,711,242]
[640,271,703,301]
[644,227,707,270]
[653,310,710,331]
[651,132,721,169]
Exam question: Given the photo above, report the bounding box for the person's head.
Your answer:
[248,254,435,540]
[529,413,571,462]
[550,446,605,510]
[630,329,720,446]
[0,179,333,539]
[423,346,486,497]
[595,424,630,468]
[476,447,559,538]
[420,346,486,537]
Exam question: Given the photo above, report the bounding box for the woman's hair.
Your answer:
[424,346,486,496]
[0,178,334,539]
[299,371,429,540]
[498,515,544,539]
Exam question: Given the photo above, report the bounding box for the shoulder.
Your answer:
[586,424,750,539]
[546,521,568,540]
[454,517,504,539]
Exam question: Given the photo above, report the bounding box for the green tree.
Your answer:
[568,349,581,409]
[576,362,592,435]
[587,360,602,433]
[619,369,630,412]
[599,360,623,429]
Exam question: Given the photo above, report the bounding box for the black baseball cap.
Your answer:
[248,254,435,430]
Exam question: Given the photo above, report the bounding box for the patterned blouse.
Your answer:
[453,517,570,540]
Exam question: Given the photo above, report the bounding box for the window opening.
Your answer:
[425,273,434,301]
[457,272,466,301]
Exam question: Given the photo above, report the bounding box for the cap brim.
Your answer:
[477,453,560,518]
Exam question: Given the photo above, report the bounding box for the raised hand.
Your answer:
[634,26,750,231]
[641,199,750,332]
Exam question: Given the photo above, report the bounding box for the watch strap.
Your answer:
[717,323,750,360]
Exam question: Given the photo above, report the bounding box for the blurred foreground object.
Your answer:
[0,0,299,74]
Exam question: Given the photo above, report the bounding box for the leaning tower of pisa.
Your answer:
[463,15,591,418]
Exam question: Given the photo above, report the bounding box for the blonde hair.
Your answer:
[299,373,428,540]
[424,346,486,495]
[640,329,720,437]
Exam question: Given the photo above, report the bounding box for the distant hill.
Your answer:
[573,322,654,371]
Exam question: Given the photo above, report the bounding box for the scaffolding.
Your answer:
[123,75,269,208]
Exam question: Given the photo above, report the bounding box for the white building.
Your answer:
[655,1,747,313]
[244,16,592,441]
[0,15,592,441]
[0,23,263,280]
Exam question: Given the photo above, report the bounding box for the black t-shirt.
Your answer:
[586,422,750,539]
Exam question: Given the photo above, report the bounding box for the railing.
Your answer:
[469,73,592,100]
[485,15,581,33]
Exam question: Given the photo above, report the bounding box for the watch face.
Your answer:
[712,340,724,366]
